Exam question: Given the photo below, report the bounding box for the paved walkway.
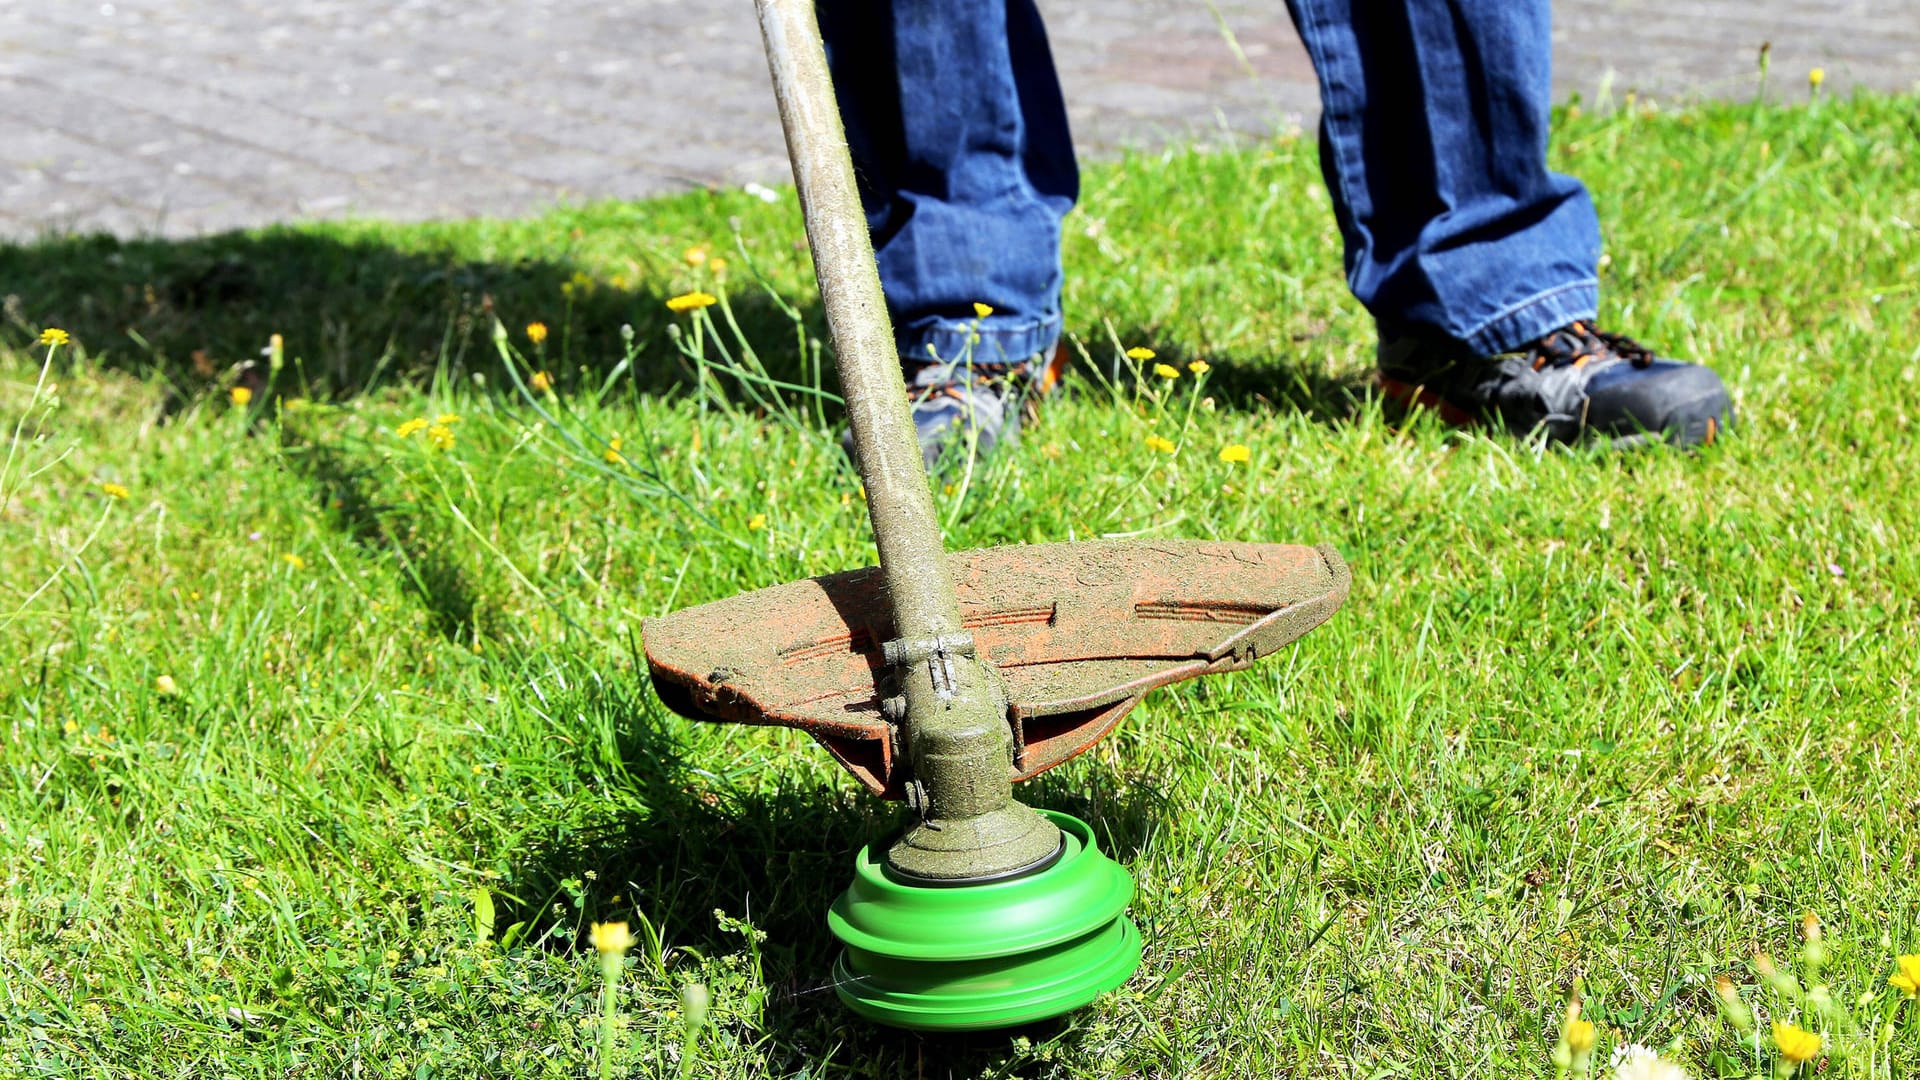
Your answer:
[1,1,1915,239]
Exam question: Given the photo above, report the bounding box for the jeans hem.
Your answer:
[899,314,1063,367]
[1460,280,1599,354]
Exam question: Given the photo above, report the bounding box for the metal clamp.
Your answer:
[881,632,976,667]
[881,632,976,703]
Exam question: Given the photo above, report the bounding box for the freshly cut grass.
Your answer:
[2,90,1918,1077]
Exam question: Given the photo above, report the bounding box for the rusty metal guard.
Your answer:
[644,540,1350,798]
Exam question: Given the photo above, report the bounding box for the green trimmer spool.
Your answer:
[640,0,1348,1031]
[829,811,1140,1031]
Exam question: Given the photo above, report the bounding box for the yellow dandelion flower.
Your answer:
[230,385,253,407]
[1219,444,1250,463]
[604,436,624,464]
[395,417,429,438]
[589,921,637,954]
[710,257,728,275]
[434,412,460,426]
[100,481,130,499]
[973,302,994,319]
[1565,1020,1596,1053]
[683,244,709,266]
[63,719,79,735]
[282,553,306,570]
[426,424,455,450]
[1144,435,1177,454]
[1188,359,1211,375]
[666,291,717,313]
[155,674,179,696]
[526,321,549,344]
[748,513,768,531]
[1890,954,1920,998]
[1153,363,1180,380]
[1772,1020,1820,1064]
[1808,67,1826,89]
[530,370,553,393]
[1126,346,1155,361]
[39,327,70,346]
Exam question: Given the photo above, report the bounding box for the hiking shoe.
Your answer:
[844,343,1070,471]
[1378,321,1732,448]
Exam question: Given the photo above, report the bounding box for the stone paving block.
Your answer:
[2,0,1916,239]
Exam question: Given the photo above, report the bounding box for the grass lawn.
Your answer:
[3,87,1918,1078]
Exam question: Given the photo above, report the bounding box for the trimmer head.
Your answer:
[644,540,1350,797]
[828,810,1140,1031]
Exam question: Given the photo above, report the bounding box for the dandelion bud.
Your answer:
[591,920,636,985]
[1566,1019,1597,1078]
[1802,939,1830,978]
[1755,952,1806,1003]
[1799,912,1830,980]
[1552,993,1589,1080]
[680,981,710,1029]
[1715,974,1757,1035]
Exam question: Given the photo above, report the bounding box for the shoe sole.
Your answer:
[1376,373,1479,428]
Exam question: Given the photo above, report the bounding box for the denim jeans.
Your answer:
[820,0,1602,360]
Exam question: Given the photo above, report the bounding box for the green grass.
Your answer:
[4,88,1920,1078]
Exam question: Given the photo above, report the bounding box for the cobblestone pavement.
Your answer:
[2,1,1915,239]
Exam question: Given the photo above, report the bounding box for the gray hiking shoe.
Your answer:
[844,344,1070,470]
[1378,321,1732,448]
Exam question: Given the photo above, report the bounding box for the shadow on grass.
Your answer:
[0,227,825,402]
[2,228,1369,433]
[1072,327,1376,426]
[496,679,1169,1074]
[278,433,501,644]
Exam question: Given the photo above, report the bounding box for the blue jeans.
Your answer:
[820,0,1601,360]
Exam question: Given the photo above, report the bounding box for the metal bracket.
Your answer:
[881,632,976,702]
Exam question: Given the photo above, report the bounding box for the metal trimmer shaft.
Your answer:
[753,0,1060,880]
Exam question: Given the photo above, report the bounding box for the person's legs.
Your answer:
[1284,0,1598,352]
[819,0,1077,367]
[1285,0,1731,445]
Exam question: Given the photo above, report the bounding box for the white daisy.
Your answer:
[1610,1043,1689,1080]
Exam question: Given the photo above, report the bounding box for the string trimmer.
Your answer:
[641,0,1350,1031]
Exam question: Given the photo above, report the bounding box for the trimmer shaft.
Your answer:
[752,0,1060,883]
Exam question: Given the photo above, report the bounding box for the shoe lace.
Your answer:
[1527,320,1656,373]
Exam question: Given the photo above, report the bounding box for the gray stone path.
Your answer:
[2,0,1915,240]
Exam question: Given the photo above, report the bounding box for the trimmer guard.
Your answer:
[643,540,1349,798]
